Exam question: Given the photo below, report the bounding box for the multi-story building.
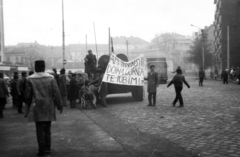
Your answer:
[150,33,195,73]
[214,0,240,72]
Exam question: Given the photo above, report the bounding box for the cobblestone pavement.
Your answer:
[97,77,240,157]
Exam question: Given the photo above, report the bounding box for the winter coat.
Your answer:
[0,78,9,98]
[25,72,63,122]
[198,70,205,78]
[84,54,97,74]
[59,74,67,97]
[10,79,19,98]
[167,74,190,88]
[68,78,78,100]
[222,71,228,80]
[146,71,159,93]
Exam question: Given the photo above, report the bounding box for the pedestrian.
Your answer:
[84,49,97,79]
[10,74,19,109]
[68,73,78,108]
[17,71,27,114]
[25,60,63,156]
[24,70,34,118]
[80,80,95,108]
[90,68,108,107]
[0,73,9,118]
[145,65,159,106]
[198,68,205,86]
[59,68,68,106]
[222,68,229,84]
[167,68,190,107]
[52,68,60,87]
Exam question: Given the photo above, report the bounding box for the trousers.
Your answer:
[35,121,52,153]
[173,86,183,105]
[148,92,156,105]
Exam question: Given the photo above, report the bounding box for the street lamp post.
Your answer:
[62,0,66,68]
[191,24,205,71]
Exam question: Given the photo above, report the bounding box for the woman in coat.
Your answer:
[68,73,78,108]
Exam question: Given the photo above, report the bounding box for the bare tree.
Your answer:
[24,46,47,70]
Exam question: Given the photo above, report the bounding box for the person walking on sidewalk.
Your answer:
[145,65,159,106]
[59,68,68,106]
[25,60,63,156]
[17,71,27,114]
[222,68,229,84]
[167,68,190,107]
[0,73,9,118]
[68,73,78,108]
[198,68,205,86]
[10,73,19,109]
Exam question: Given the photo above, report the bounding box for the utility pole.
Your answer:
[0,0,4,64]
[51,46,53,67]
[201,29,205,71]
[62,0,66,68]
[126,40,129,57]
[227,25,230,69]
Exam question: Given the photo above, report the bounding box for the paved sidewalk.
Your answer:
[0,101,195,157]
[0,104,131,157]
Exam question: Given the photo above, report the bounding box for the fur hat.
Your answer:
[35,60,45,72]
[150,65,155,69]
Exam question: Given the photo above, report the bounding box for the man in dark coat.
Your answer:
[198,68,205,86]
[17,71,27,114]
[59,68,68,106]
[10,74,19,109]
[145,65,159,106]
[167,68,190,107]
[25,60,63,156]
[0,73,9,118]
[52,68,60,87]
[68,73,78,108]
[222,68,229,84]
[84,50,97,79]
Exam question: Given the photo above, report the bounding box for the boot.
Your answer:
[147,100,152,106]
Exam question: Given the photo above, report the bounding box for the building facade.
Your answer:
[150,33,195,73]
[214,0,240,72]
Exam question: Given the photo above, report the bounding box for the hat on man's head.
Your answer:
[21,71,27,77]
[35,60,45,72]
[88,50,92,53]
[150,65,155,69]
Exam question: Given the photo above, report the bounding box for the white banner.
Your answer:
[102,53,145,86]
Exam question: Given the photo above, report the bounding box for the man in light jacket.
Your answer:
[25,60,63,156]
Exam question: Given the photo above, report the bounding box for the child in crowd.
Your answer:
[80,80,96,108]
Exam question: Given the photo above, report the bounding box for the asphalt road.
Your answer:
[1,76,240,157]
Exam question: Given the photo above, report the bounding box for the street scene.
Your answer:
[1,78,240,157]
[1,0,240,157]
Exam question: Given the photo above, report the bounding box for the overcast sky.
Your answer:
[3,0,215,46]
